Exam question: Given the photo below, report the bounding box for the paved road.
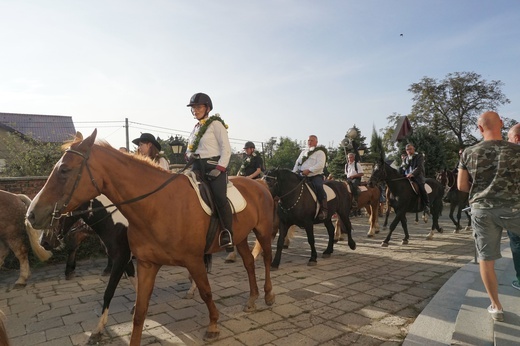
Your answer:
[1,212,476,345]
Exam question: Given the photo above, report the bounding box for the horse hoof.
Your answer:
[243,303,257,312]
[322,253,331,259]
[426,236,433,240]
[224,259,236,263]
[381,242,389,247]
[367,234,374,238]
[65,272,75,280]
[203,331,220,342]
[13,283,27,289]
[307,260,317,266]
[87,332,103,345]
[270,265,279,271]
[375,230,380,234]
[265,292,276,306]
[283,245,289,249]
[401,240,409,245]
[184,292,194,300]
[333,239,339,244]
[453,229,459,233]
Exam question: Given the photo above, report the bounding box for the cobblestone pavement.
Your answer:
[1,212,475,345]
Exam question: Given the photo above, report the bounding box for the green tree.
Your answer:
[264,137,301,169]
[0,133,63,177]
[366,126,385,164]
[409,71,511,147]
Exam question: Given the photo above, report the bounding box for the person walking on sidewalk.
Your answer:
[458,111,520,322]
[507,123,520,291]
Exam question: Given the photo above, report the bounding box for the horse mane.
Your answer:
[97,141,169,171]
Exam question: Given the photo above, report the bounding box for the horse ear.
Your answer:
[78,129,97,149]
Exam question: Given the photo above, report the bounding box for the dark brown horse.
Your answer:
[369,158,444,246]
[264,168,356,269]
[0,190,51,288]
[27,130,275,345]
[436,169,471,232]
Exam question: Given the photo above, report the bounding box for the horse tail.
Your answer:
[204,254,212,273]
[24,220,53,261]
[17,194,53,261]
[16,194,32,208]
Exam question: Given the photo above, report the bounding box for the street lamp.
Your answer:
[169,135,184,154]
[343,127,362,162]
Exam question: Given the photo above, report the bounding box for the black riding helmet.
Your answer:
[244,141,255,149]
[187,93,213,111]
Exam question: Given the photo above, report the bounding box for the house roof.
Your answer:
[0,112,76,143]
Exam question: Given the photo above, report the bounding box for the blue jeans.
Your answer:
[508,230,520,281]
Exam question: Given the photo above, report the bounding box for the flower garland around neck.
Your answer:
[239,150,260,172]
[300,145,328,164]
[188,113,229,152]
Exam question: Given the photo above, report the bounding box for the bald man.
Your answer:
[458,111,520,322]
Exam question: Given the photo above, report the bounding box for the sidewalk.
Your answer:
[0,213,505,345]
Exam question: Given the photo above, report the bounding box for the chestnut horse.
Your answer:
[334,183,381,240]
[0,190,52,288]
[27,130,275,345]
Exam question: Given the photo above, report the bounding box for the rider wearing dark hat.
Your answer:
[238,141,264,179]
[132,133,170,170]
[185,93,233,249]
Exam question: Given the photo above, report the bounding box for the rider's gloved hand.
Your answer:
[207,169,221,181]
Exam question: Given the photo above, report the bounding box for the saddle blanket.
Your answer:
[184,171,247,216]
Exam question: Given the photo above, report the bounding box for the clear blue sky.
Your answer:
[1,0,519,151]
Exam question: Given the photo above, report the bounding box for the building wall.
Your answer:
[0,176,47,199]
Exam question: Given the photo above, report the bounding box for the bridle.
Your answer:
[51,146,181,225]
[264,170,306,212]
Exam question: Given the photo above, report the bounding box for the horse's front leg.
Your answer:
[185,258,220,341]
[271,221,289,270]
[236,239,259,312]
[130,260,161,346]
[401,214,410,245]
[322,219,335,258]
[87,255,133,344]
[383,211,404,247]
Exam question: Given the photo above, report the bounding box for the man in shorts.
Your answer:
[458,111,520,322]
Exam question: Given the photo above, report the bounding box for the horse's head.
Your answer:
[435,169,448,187]
[368,158,387,186]
[263,168,302,198]
[27,129,102,229]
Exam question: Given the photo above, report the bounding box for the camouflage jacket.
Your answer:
[459,140,520,209]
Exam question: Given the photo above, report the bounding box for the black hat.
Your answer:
[243,141,255,149]
[132,133,161,151]
[187,93,213,111]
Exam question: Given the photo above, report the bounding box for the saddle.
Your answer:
[184,171,247,216]
[304,182,336,219]
[184,171,247,253]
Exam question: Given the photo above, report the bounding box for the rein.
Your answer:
[265,171,306,212]
[52,147,182,223]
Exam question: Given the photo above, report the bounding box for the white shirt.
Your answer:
[157,157,170,170]
[293,147,326,176]
[345,161,363,179]
[186,119,231,168]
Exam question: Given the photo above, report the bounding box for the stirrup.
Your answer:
[219,229,233,249]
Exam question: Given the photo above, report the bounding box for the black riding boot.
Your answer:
[352,193,359,209]
[218,204,234,251]
[318,199,328,220]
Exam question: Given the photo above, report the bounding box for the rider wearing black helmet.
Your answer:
[238,141,264,179]
[186,92,233,249]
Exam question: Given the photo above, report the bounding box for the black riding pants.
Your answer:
[193,159,232,231]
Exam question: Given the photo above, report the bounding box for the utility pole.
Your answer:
[125,118,129,151]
